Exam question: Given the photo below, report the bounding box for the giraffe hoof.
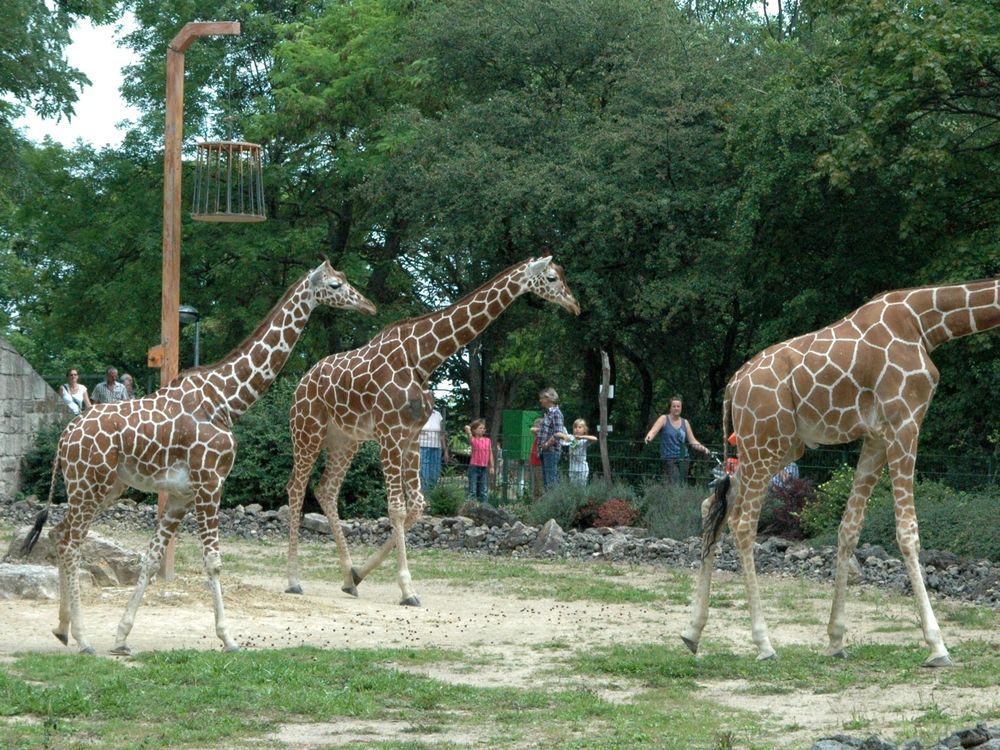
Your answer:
[285,585,304,595]
[400,596,421,607]
[350,567,363,585]
[223,644,241,653]
[110,644,131,656]
[79,646,96,656]
[53,630,68,646]
[824,648,847,659]
[756,651,778,662]
[341,585,358,597]
[922,654,955,668]
[680,636,699,655]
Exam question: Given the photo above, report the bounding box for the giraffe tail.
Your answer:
[701,475,730,562]
[21,450,60,556]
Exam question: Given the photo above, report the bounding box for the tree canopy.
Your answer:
[3,0,998,467]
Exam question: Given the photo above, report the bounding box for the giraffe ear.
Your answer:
[522,256,552,280]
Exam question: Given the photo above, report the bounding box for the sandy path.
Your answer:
[3,535,998,748]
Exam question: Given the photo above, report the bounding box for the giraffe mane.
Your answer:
[173,268,313,382]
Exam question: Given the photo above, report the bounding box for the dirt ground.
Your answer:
[3,532,998,749]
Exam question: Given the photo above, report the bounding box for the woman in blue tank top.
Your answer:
[644,395,710,484]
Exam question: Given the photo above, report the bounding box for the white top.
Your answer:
[419,410,444,449]
[61,383,88,415]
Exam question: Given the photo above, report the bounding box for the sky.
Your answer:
[14,17,139,148]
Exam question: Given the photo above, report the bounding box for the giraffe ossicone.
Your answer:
[284,255,580,605]
[22,261,375,655]
[684,277,1000,667]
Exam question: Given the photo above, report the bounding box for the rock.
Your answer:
[954,726,991,747]
[501,521,537,550]
[458,501,515,528]
[464,527,488,548]
[848,556,864,585]
[0,563,60,600]
[301,512,332,534]
[277,505,290,523]
[6,525,141,586]
[245,503,263,516]
[531,519,566,556]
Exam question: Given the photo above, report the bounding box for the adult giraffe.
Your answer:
[23,261,375,654]
[284,256,580,605]
[683,277,1000,667]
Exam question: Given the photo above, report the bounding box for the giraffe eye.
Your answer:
[545,273,557,282]
[329,281,343,290]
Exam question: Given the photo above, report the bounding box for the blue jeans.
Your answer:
[541,451,560,489]
[420,447,442,492]
[468,465,489,502]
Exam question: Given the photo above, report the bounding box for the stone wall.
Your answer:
[0,336,68,501]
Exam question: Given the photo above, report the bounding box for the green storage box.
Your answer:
[501,409,542,462]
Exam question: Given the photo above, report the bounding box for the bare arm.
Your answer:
[685,419,709,454]
[644,415,666,443]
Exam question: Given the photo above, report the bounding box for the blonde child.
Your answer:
[556,419,598,485]
[464,419,494,502]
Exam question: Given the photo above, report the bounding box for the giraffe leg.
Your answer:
[194,492,240,653]
[886,436,952,667]
[826,438,886,658]
[681,490,728,654]
[314,437,362,597]
[57,480,120,654]
[284,428,324,595]
[355,440,425,605]
[111,495,190,655]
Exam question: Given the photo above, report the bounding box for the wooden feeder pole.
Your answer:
[157,21,241,580]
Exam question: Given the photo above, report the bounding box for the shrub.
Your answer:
[426,481,466,516]
[860,481,1000,562]
[593,499,641,528]
[759,477,817,539]
[799,464,893,539]
[18,420,66,502]
[639,482,706,540]
[527,480,638,530]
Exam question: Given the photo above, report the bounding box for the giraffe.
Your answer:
[284,256,580,605]
[21,261,375,655]
[682,277,1000,667]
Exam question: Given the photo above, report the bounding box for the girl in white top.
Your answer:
[556,419,599,485]
[60,368,92,416]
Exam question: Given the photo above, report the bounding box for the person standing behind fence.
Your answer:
[464,419,494,502]
[121,373,137,399]
[644,395,709,485]
[91,366,128,403]
[59,368,92,416]
[528,417,544,499]
[419,408,449,492]
[557,419,598,485]
[537,387,566,489]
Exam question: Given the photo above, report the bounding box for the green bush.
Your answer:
[426,481,466,516]
[639,482,706,540]
[860,481,1000,562]
[799,464,893,539]
[526,481,638,530]
[18,419,66,502]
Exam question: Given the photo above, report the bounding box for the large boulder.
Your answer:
[458,501,516,528]
[5,525,142,586]
[0,563,60,600]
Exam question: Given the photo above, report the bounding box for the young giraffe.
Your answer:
[23,261,375,654]
[684,277,1000,667]
[285,256,580,604]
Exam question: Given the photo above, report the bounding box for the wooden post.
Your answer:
[159,21,241,580]
[598,350,612,485]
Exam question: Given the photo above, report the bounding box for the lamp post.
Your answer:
[179,304,200,367]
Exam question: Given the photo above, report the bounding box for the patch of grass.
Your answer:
[0,646,765,750]
[940,603,1000,629]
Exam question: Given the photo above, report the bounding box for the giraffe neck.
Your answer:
[412,264,527,378]
[201,277,315,419]
[905,279,1000,351]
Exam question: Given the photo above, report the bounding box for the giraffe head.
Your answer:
[520,256,581,315]
[309,261,377,315]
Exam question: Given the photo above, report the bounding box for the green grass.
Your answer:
[0,647,757,750]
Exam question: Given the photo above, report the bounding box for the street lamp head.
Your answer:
[179,305,200,325]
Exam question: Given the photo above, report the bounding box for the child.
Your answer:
[556,419,598,485]
[528,417,544,499]
[464,419,494,502]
